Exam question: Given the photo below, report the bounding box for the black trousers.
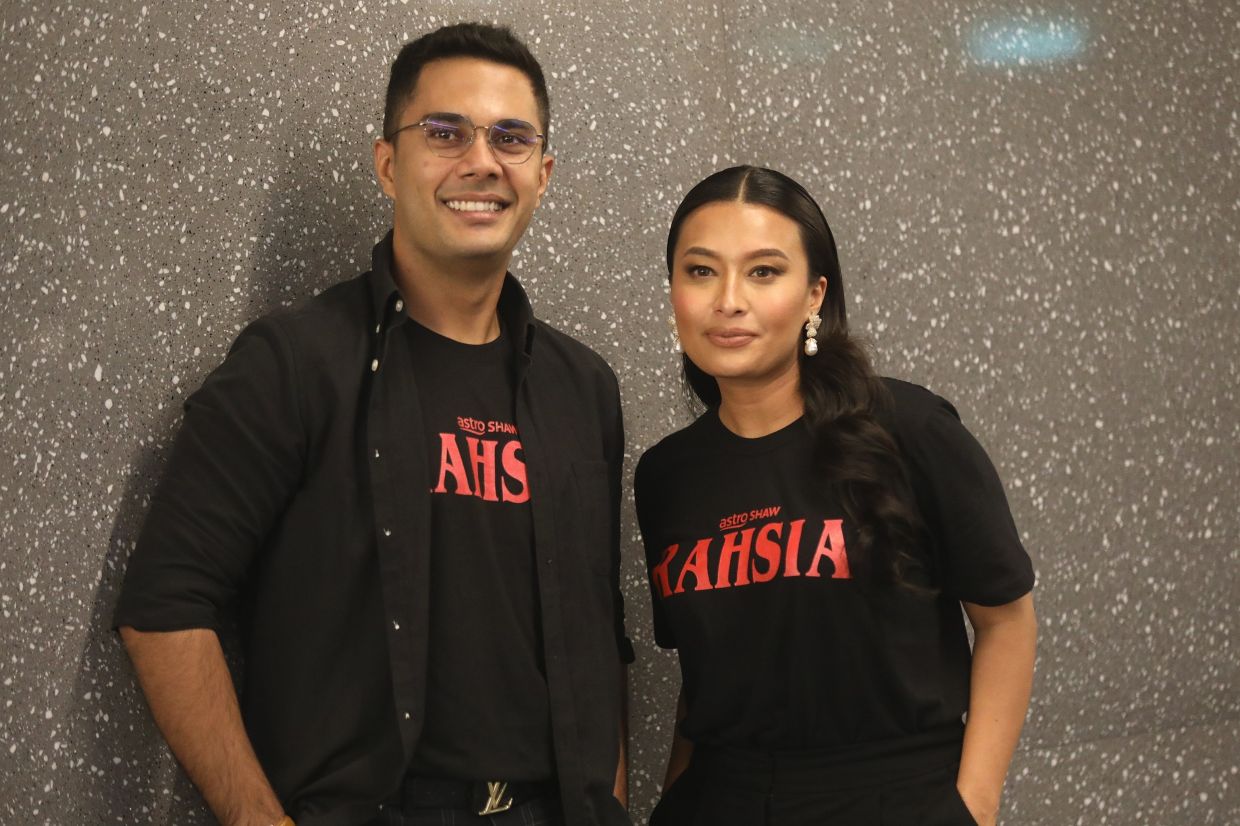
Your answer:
[649,728,977,826]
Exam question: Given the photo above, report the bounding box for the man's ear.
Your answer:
[374,138,397,199]
[535,152,554,204]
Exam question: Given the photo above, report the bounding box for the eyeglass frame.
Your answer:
[384,113,548,165]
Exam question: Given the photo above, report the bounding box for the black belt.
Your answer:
[400,776,557,816]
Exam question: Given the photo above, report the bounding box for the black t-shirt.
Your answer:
[634,378,1034,752]
[405,318,553,780]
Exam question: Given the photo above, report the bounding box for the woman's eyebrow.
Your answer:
[745,248,790,260]
[681,246,790,260]
[681,245,720,259]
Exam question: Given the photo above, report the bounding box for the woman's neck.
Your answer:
[716,365,804,438]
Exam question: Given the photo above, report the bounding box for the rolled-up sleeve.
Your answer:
[114,316,306,631]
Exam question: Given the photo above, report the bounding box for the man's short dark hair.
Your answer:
[383,22,550,145]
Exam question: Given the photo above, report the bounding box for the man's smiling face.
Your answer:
[375,56,553,275]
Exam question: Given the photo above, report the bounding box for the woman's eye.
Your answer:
[751,266,781,279]
[687,265,713,277]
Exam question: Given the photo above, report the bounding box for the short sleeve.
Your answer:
[897,395,1035,606]
[113,316,306,631]
[634,452,677,649]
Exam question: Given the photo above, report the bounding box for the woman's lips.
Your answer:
[705,329,758,348]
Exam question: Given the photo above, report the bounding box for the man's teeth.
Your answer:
[445,200,504,212]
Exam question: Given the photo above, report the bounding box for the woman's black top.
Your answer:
[634,378,1034,750]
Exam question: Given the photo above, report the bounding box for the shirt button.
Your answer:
[374,449,381,459]
[404,712,411,720]
[370,358,379,372]
[374,323,381,334]
[384,528,392,537]
[392,620,400,630]
[395,299,405,313]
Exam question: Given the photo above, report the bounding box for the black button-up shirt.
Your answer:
[115,233,634,826]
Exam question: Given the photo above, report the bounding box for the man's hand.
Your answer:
[613,666,629,808]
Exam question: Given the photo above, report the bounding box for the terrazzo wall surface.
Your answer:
[1,0,1236,823]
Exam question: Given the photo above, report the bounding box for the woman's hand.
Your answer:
[957,784,998,825]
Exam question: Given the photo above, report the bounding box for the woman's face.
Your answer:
[670,200,826,390]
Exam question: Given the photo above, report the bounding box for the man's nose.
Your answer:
[457,127,503,174]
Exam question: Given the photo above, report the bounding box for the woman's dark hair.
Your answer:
[666,166,928,590]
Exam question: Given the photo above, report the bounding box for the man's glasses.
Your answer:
[386,113,546,164]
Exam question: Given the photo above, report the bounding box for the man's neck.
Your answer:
[392,242,509,345]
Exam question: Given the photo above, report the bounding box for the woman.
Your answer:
[635,166,1037,826]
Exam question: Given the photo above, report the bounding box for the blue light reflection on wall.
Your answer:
[969,17,1088,66]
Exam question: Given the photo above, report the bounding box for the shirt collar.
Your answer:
[367,229,537,356]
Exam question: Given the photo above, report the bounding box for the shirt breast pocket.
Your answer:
[569,459,614,576]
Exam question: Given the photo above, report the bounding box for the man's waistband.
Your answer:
[398,775,558,816]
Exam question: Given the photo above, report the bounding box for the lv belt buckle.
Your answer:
[477,781,514,816]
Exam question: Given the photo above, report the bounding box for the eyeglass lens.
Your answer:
[421,113,540,161]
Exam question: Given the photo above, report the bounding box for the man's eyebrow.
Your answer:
[680,246,790,260]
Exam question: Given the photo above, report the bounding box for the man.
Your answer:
[115,23,633,826]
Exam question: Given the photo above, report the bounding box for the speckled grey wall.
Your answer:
[1,1,1236,823]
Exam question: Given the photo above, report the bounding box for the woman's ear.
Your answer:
[810,275,828,313]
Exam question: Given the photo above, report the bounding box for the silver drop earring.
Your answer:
[669,315,681,353]
[804,312,822,356]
